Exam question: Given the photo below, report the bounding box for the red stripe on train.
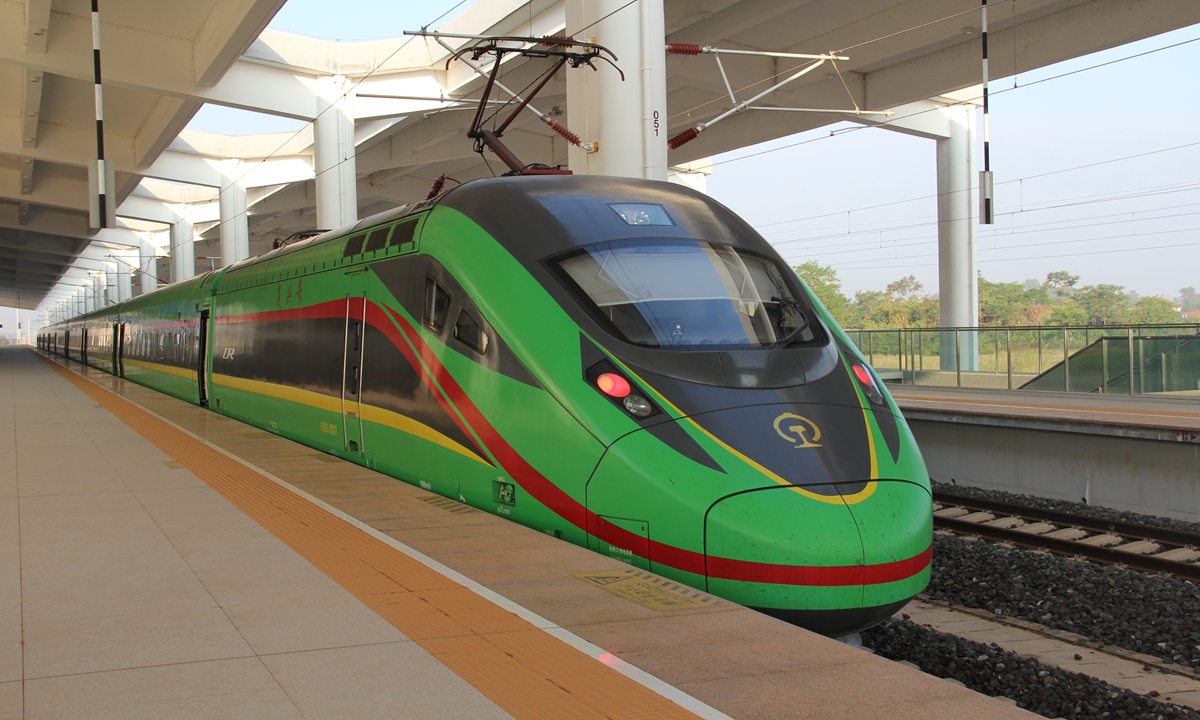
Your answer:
[381,303,930,588]
[214,298,932,588]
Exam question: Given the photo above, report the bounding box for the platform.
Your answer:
[0,346,1033,719]
[891,385,1200,440]
[890,386,1200,521]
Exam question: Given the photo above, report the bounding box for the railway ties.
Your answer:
[931,491,1200,583]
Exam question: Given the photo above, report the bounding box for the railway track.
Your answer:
[932,491,1200,583]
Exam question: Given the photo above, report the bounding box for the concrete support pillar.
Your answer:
[115,252,132,301]
[170,217,195,284]
[84,281,96,313]
[936,103,979,372]
[314,76,357,230]
[565,0,668,180]
[219,159,250,266]
[103,262,117,306]
[138,239,157,295]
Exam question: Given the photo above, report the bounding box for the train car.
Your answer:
[42,176,932,636]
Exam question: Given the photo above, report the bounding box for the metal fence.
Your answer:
[843,324,1200,392]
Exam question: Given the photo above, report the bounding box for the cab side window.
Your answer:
[453,309,489,355]
[424,279,451,331]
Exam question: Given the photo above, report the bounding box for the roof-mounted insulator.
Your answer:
[667,127,699,150]
[666,43,703,56]
[426,175,447,200]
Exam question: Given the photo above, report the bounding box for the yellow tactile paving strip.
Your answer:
[37,352,701,720]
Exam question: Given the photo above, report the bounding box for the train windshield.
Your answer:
[556,240,817,349]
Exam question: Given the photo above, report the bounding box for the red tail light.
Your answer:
[852,364,873,386]
[596,372,631,398]
[852,363,885,406]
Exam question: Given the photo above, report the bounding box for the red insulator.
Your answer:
[667,127,699,150]
[426,174,446,200]
[540,35,576,47]
[548,120,582,146]
[666,43,703,56]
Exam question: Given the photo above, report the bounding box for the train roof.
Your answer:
[438,175,772,264]
[45,175,773,330]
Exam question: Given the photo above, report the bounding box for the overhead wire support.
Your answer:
[980,0,996,224]
[405,30,602,152]
[663,46,889,150]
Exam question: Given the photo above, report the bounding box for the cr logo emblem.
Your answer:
[773,413,822,449]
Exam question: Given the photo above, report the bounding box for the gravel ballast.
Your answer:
[927,482,1200,671]
[863,618,1200,720]
[927,533,1200,671]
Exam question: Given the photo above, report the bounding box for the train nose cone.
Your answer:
[706,481,931,636]
[706,486,865,613]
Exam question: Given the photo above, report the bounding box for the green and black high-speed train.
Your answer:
[40,176,932,635]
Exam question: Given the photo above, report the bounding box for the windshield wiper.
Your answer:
[767,296,809,349]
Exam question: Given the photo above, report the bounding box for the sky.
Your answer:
[9,2,1198,339]
[706,28,1200,301]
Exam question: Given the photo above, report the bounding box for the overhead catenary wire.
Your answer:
[769,180,1200,246]
[774,196,1200,256]
[768,187,1200,267]
[197,3,1200,238]
[143,0,627,250]
[826,240,1200,272]
[666,0,1017,125]
[107,2,1199,311]
[154,0,481,242]
[708,33,1200,173]
[751,138,1200,231]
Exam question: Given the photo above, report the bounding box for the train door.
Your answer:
[116,323,126,377]
[341,273,368,457]
[197,311,210,406]
[111,323,120,375]
[81,329,88,365]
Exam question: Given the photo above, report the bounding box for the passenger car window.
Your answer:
[363,227,389,253]
[424,279,451,331]
[453,309,489,354]
[389,219,418,248]
[343,234,366,257]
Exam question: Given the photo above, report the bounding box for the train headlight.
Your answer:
[852,363,885,406]
[596,372,631,398]
[622,395,653,417]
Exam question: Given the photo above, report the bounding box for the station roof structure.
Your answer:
[3,0,1199,311]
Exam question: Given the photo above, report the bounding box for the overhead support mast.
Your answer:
[979,0,995,225]
[88,0,115,230]
[564,0,666,179]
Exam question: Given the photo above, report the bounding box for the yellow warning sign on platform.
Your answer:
[573,569,725,611]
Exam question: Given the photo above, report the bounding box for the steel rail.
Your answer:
[932,492,1200,583]
[934,491,1200,548]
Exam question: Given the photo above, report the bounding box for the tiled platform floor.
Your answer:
[5,346,1036,720]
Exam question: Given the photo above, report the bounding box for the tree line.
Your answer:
[795,262,1197,329]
